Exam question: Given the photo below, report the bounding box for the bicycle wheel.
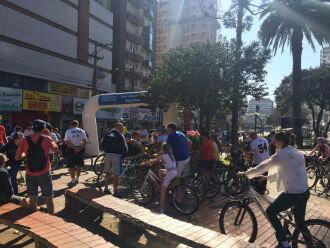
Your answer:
[94,154,105,176]
[292,219,330,248]
[306,166,317,190]
[51,154,60,171]
[81,153,93,172]
[171,184,199,215]
[131,176,154,205]
[203,172,220,199]
[184,175,206,204]
[219,200,258,243]
[224,171,245,197]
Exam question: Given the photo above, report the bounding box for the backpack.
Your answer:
[26,136,47,172]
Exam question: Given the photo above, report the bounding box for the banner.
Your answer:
[98,92,147,106]
[0,87,22,112]
[23,90,61,112]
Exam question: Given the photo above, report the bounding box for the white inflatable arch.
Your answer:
[82,91,147,156]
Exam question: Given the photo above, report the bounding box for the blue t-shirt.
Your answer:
[167,131,190,161]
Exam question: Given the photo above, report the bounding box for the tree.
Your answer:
[274,66,330,140]
[259,0,330,147]
[147,40,270,132]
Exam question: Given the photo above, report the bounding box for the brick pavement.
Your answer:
[1,168,329,248]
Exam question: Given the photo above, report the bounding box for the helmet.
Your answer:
[317,137,326,142]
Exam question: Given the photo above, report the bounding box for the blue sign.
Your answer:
[98,92,147,106]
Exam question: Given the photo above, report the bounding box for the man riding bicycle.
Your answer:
[238,132,310,248]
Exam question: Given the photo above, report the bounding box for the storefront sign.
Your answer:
[0,87,22,111]
[100,107,159,121]
[49,82,92,98]
[98,92,147,106]
[73,98,88,115]
[23,90,61,112]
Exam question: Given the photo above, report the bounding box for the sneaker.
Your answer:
[104,189,112,195]
[67,179,75,186]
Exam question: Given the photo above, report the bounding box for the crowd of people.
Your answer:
[0,116,329,248]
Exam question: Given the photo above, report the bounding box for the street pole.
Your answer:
[92,44,98,96]
[255,113,257,133]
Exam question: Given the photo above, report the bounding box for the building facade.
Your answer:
[247,98,274,117]
[156,0,220,65]
[111,0,156,93]
[320,47,330,65]
[0,0,114,132]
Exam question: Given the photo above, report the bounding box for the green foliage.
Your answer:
[146,40,271,131]
[259,0,330,54]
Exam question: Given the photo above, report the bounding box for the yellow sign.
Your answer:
[48,82,78,96]
[23,90,61,112]
[48,82,91,98]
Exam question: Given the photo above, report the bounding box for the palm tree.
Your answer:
[259,0,330,147]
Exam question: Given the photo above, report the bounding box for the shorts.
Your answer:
[66,147,84,168]
[177,157,190,177]
[26,172,53,199]
[104,154,122,176]
[163,170,177,187]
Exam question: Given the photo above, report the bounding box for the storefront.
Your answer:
[10,90,62,127]
[0,87,22,131]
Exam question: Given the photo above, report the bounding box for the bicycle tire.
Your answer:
[94,154,105,176]
[203,172,220,199]
[219,200,258,243]
[223,171,245,197]
[131,176,154,205]
[291,219,330,248]
[81,153,93,172]
[51,154,60,171]
[306,166,317,190]
[185,175,206,204]
[171,184,199,215]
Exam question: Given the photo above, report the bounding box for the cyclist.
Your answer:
[64,120,87,185]
[245,131,270,194]
[238,132,310,248]
[166,123,192,177]
[309,137,330,160]
[124,132,144,160]
[143,143,177,214]
[199,132,215,171]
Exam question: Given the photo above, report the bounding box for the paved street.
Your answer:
[1,167,329,248]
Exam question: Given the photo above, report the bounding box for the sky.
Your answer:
[219,0,323,100]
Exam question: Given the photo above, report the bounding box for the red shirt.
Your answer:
[200,138,215,160]
[16,133,57,176]
[0,125,6,144]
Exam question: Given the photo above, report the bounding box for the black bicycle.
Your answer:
[219,179,330,247]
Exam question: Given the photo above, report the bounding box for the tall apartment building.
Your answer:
[111,0,156,92]
[0,0,114,130]
[320,47,330,65]
[156,0,220,65]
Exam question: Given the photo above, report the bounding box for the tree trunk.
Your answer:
[291,28,304,148]
[315,107,325,140]
[324,119,330,138]
[231,0,244,148]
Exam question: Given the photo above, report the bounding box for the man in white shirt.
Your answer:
[64,120,87,185]
[245,132,270,194]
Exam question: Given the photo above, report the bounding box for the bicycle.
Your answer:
[306,155,330,195]
[96,154,148,187]
[219,178,330,247]
[131,163,199,215]
[51,144,93,172]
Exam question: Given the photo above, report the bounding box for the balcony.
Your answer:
[125,68,143,80]
[127,11,144,26]
[127,30,144,45]
[126,50,144,63]
[128,0,144,9]
[142,59,152,68]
